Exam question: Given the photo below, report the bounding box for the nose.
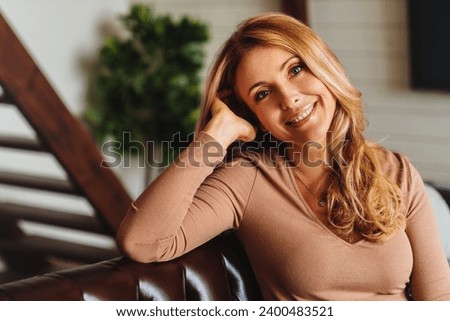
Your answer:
[279,84,302,110]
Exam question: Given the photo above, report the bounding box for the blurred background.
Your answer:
[0,0,449,284]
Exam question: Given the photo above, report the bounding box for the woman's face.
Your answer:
[235,46,337,148]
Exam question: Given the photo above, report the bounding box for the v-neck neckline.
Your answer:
[287,165,365,247]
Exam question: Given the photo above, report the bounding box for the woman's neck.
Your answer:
[287,141,330,177]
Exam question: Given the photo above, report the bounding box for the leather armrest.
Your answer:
[0,232,262,301]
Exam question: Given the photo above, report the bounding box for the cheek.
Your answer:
[250,110,269,130]
[253,108,276,125]
[295,73,332,98]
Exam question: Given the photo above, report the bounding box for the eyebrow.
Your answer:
[247,55,298,95]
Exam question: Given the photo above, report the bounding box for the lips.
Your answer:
[285,104,315,126]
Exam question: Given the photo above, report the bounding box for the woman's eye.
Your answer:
[290,65,303,77]
[255,90,270,101]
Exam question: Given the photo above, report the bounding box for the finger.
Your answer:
[210,98,228,115]
[239,125,258,142]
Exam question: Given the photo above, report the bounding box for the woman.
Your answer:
[116,13,450,300]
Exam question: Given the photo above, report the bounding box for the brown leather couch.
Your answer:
[0,232,262,301]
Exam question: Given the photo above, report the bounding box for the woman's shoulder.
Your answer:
[373,144,420,190]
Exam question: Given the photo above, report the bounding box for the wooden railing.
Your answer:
[0,13,132,283]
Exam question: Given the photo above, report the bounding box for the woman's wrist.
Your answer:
[203,114,240,149]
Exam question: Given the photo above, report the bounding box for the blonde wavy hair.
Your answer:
[196,13,404,242]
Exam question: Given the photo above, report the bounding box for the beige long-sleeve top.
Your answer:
[117,132,450,300]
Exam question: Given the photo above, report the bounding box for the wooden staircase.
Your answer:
[0,14,132,283]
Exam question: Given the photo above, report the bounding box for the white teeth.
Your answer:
[287,105,314,125]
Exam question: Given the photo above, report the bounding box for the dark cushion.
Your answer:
[0,231,262,301]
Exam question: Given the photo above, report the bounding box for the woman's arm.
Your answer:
[116,99,257,263]
[405,162,450,300]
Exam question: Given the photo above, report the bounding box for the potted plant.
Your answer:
[84,3,209,184]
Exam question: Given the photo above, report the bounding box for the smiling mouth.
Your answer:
[285,104,315,126]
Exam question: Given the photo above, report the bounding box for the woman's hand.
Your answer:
[203,98,257,149]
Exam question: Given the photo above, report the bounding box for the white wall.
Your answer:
[0,0,130,116]
[308,0,450,186]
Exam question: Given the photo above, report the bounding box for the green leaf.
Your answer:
[83,3,208,161]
